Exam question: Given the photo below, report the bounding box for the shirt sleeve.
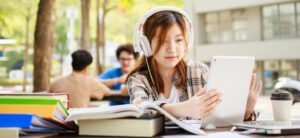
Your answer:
[185,60,210,97]
[126,74,150,105]
[90,77,110,100]
[98,70,112,80]
[194,61,209,87]
[127,74,167,115]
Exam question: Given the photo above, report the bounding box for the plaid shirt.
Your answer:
[127,60,209,106]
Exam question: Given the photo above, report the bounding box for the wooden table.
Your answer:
[91,90,129,102]
[103,90,129,101]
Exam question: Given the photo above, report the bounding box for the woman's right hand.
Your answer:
[184,86,222,119]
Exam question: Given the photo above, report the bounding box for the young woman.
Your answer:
[126,7,262,120]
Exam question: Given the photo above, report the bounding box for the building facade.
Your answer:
[184,0,300,94]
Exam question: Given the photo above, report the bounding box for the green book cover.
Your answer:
[0,98,69,115]
[0,96,53,99]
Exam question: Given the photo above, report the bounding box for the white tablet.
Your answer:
[202,56,255,128]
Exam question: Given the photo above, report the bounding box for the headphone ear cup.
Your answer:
[140,35,152,57]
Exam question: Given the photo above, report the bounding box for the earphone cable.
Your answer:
[145,56,156,90]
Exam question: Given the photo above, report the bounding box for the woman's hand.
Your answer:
[245,73,262,120]
[184,86,222,119]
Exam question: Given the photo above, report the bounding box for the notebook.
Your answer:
[233,120,300,135]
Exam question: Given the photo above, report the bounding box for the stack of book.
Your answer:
[0,93,77,137]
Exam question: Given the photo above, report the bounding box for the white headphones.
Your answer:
[133,6,194,57]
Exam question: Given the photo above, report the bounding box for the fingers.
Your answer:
[202,108,214,118]
[249,73,256,92]
[255,81,263,96]
[203,89,221,101]
[205,95,222,107]
[202,99,222,118]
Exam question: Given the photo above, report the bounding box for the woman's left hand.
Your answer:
[245,73,262,120]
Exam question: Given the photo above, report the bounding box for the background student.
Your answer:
[98,44,139,105]
[49,49,111,108]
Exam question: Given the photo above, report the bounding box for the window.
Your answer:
[262,2,300,39]
[205,13,219,43]
[220,11,232,42]
[233,10,247,41]
[263,5,279,39]
[279,3,295,37]
[205,9,247,43]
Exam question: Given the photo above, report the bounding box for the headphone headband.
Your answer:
[133,6,194,57]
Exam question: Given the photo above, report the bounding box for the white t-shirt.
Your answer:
[159,85,180,104]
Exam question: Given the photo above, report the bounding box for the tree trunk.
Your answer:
[49,7,57,81]
[95,0,103,75]
[23,14,30,92]
[100,12,105,71]
[95,0,115,75]
[80,0,90,51]
[59,51,64,76]
[33,0,55,92]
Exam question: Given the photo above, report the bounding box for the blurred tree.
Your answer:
[95,0,117,75]
[0,50,33,75]
[33,0,55,92]
[104,0,183,44]
[0,0,38,90]
[80,0,90,51]
[93,0,183,72]
[0,0,183,81]
[53,1,79,76]
[23,0,38,92]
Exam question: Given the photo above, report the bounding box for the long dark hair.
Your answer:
[126,11,188,93]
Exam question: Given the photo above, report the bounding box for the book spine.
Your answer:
[0,104,56,117]
[0,114,32,128]
[0,98,58,105]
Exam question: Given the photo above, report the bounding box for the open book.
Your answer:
[66,101,206,135]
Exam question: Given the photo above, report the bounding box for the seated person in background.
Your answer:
[98,44,139,105]
[49,49,111,108]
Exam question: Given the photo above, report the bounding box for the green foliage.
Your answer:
[0,0,184,77]
[0,0,38,44]
[103,0,184,44]
[1,0,183,49]
[0,78,25,86]
[54,0,80,56]
[0,50,33,74]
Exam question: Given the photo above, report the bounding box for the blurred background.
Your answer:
[0,0,299,97]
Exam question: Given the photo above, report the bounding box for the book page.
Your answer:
[66,104,143,121]
[139,101,206,135]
